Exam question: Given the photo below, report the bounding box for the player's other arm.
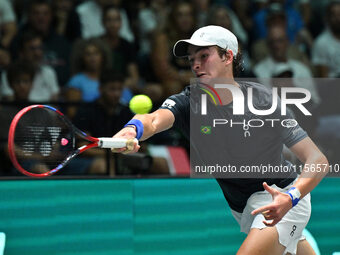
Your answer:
[250,137,329,226]
[289,136,329,198]
[112,109,175,153]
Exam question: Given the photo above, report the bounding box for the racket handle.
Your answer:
[98,137,138,149]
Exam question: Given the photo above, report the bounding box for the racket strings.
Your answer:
[13,108,75,173]
[22,125,62,157]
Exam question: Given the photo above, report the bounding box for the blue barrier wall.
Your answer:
[0,178,339,254]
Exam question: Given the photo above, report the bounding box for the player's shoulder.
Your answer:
[170,85,192,99]
[240,81,276,108]
[240,80,271,94]
[160,85,191,110]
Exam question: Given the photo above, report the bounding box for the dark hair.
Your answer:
[102,5,121,20]
[70,38,112,74]
[326,0,340,19]
[207,5,232,30]
[18,30,41,51]
[216,47,243,77]
[28,0,50,11]
[166,1,196,44]
[7,61,36,87]
[265,3,286,27]
[99,70,124,87]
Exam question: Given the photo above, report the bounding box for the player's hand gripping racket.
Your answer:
[8,105,138,177]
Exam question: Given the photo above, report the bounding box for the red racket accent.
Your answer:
[8,105,44,177]
[8,105,99,177]
[8,105,137,177]
[78,141,99,154]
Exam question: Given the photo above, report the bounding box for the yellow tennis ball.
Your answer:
[129,94,153,114]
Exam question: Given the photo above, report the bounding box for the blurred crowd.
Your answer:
[0,0,340,176]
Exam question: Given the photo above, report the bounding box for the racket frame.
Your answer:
[8,105,100,177]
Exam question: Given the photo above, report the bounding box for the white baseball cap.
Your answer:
[173,25,238,58]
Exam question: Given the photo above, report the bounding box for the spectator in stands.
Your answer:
[0,0,17,48]
[51,0,82,43]
[312,0,340,78]
[137,0,169,59]
[297,0,311,31]
[254,23,319,103]
[208,4,248,47]
[0,48,11,77]
[65,38,111,117]
[72,71,133,175]
[0,0,16,76]
[311,1,340,162]
[6,61,35,102]
[207,4,251,76]
[99,6,139,97]
[252,0,268,12]
[307,0,328,38]
[191,0,210,27]
[0,61,35,175]
[231,0,254,35]
[254,23,319,136]
[10,0,28,26]
[151,0,196,97]
[103,6,165,106]
[253,0,304,42]
[251,3,311,66]
[76,0,134,43]
[0,31,59,102]
[137,0,170,100]
[10,0,71,87]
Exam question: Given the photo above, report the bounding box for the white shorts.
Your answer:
[231,181,311,255]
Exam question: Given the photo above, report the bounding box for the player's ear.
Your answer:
[228,50,234,60]
[223,50,233,65]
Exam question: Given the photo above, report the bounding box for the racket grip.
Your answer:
[98,137,138,149]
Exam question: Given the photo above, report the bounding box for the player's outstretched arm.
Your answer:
[112,109,175,154]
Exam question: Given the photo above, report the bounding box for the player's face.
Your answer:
[187,46,228,79]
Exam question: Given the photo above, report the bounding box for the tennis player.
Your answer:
[113,25,328,255]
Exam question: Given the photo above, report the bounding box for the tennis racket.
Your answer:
[8,105,137,177]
